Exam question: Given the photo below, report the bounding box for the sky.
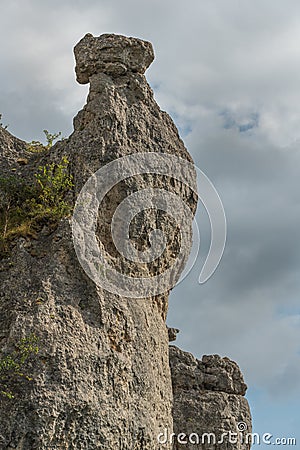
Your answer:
[1,0,300,446]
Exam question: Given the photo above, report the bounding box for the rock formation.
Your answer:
[0,33,251,449]
[169,346,252,449]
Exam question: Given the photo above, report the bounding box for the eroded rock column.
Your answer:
[0,33,197,450]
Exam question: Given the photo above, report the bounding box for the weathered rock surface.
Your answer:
[0,126,27,172]
[74,33,154,84]
[0,33,197,450]
[167,327,180,342]
[169,346,252,449]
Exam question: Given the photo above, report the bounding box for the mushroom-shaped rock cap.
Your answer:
[74,33,155,84]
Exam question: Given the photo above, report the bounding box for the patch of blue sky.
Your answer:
[248,387,299,448]
[219,109,259,133]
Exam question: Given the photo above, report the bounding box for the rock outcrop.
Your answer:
[169,346,252,449]
[0,33,251,450]
[0,33,196,450]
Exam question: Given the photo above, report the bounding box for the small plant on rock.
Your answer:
[32,156,74,219]
[0,334,39,399]
[27,129,62,153]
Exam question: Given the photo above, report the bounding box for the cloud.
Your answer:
[169,119,300,398]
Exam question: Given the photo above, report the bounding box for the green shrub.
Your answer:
[27,129,62,153]
[43,130,62,149]
[0,156,74,253]
[30,156,74,220]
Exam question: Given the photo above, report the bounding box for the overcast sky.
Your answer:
[1,0,300,446]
